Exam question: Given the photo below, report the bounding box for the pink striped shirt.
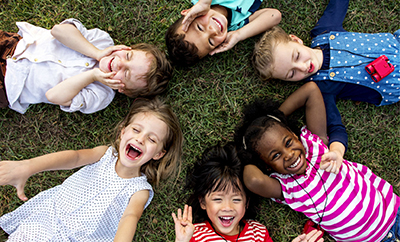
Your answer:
[271,127,400,241]
[190,220,272,242]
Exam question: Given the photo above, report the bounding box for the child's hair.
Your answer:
[165,17,201,67]
[184,142,258,222]
[252,26,292,80]
[124,43,173,98]
[111,97,183,186]
[234,99,299,174]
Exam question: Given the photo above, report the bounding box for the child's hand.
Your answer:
[292,230,324,242]
[181,0,212,32]
[209,31,241,55]
[0,160,30,201]
[96,45,131,61]
[172,204,194,242]
[92,68,124,91]
[320,150,343,174]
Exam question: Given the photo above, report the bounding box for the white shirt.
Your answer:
[5,18,115,114]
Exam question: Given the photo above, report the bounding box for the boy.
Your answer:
[0,19,171,114]
[253,0,400,152]
[165,0,281,66]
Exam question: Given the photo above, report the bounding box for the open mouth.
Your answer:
[212,17,223,33]
[289,156,301,169]
[219,216,234,227]
[125,144,142,160]
[308,62,315,73]
[108,57,115,72]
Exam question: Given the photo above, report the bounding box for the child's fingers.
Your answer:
[16,183,28,201]
[182,205,188,221]
[187,206,193,223]
[172,212,178,223]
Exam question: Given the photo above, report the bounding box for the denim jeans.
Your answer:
[382,207,400,242]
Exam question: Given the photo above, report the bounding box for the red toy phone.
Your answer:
[365,55,395,83]
[303,220,324,240]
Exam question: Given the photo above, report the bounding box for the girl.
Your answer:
[172,142,323,242]
[0,97,183,241]
[234,82,400,241]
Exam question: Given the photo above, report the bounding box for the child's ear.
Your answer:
[152,149,166,160]
[289,34,304,45]
[199,197,206,210]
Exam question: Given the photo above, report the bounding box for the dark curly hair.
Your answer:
[184,142,259,223]
[165,16,201,67]
[234,99,300,174]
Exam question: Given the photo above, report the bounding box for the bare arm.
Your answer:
[51,23,101,60]
[114,190,149,241]
[279,82,328,145]
[210,8,281,55]
[0,146,108,201]
[243,164,283,200]
[181,0,212,32]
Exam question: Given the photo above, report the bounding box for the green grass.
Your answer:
[0,0,399,241]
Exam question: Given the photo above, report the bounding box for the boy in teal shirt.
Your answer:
[165,0,281,66]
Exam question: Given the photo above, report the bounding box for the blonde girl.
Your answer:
[0,97,183,242]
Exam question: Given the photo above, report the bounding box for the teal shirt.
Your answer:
[191,0,262,31]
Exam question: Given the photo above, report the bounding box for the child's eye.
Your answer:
[148,137,156,143]
[272,153,280,160]
[208,39,214,46]
[197,24,203,31]
[285,139,292,147]
[133,128,139,133]
[296,52,300,60]
[290,70,295,79]
[212,198,222,202]
[233,198,242,203]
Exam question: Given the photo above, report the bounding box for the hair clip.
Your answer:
[242,136,247,150]
[267,114,281,122]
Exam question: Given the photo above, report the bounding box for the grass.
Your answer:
[0,0,399,241]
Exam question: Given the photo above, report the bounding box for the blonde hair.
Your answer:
[111,97,183,186]
[252,26,292,80]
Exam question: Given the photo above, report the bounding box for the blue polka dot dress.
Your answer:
[309,30,400,106]
[0,147,153,241]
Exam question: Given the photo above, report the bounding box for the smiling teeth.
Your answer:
[289,157,300,168]
[213,19,222,31]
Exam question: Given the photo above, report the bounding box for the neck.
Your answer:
[115,159,141,179]
[313,47,324,71]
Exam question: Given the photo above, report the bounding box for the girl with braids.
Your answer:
[173,142,323,242]
[234,82,400,242]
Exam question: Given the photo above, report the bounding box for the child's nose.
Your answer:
[136,134,145,144]
[221,201,233,211]
[295,62,308,72]
[284,150,294,160]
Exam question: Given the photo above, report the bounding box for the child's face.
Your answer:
[271,37,323,81]
[99,50,152,93]
[178,9,228,58]
[117,112,167,178]
[257,124,307,175]
[200,185,246,236]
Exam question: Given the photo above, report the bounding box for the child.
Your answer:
[0,97,183,241]
[172,142,324,242]
[165,0,281,66]
[252,0,400,153]
[234,82,400,241]
[0,18,172,114]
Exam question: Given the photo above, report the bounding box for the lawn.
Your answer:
[0,0,399,241]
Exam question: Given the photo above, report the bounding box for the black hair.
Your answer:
[184,142,258,222]
[234,99,300,174]
[165,16,201,67]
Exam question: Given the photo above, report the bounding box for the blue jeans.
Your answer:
[382,207,400,242]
